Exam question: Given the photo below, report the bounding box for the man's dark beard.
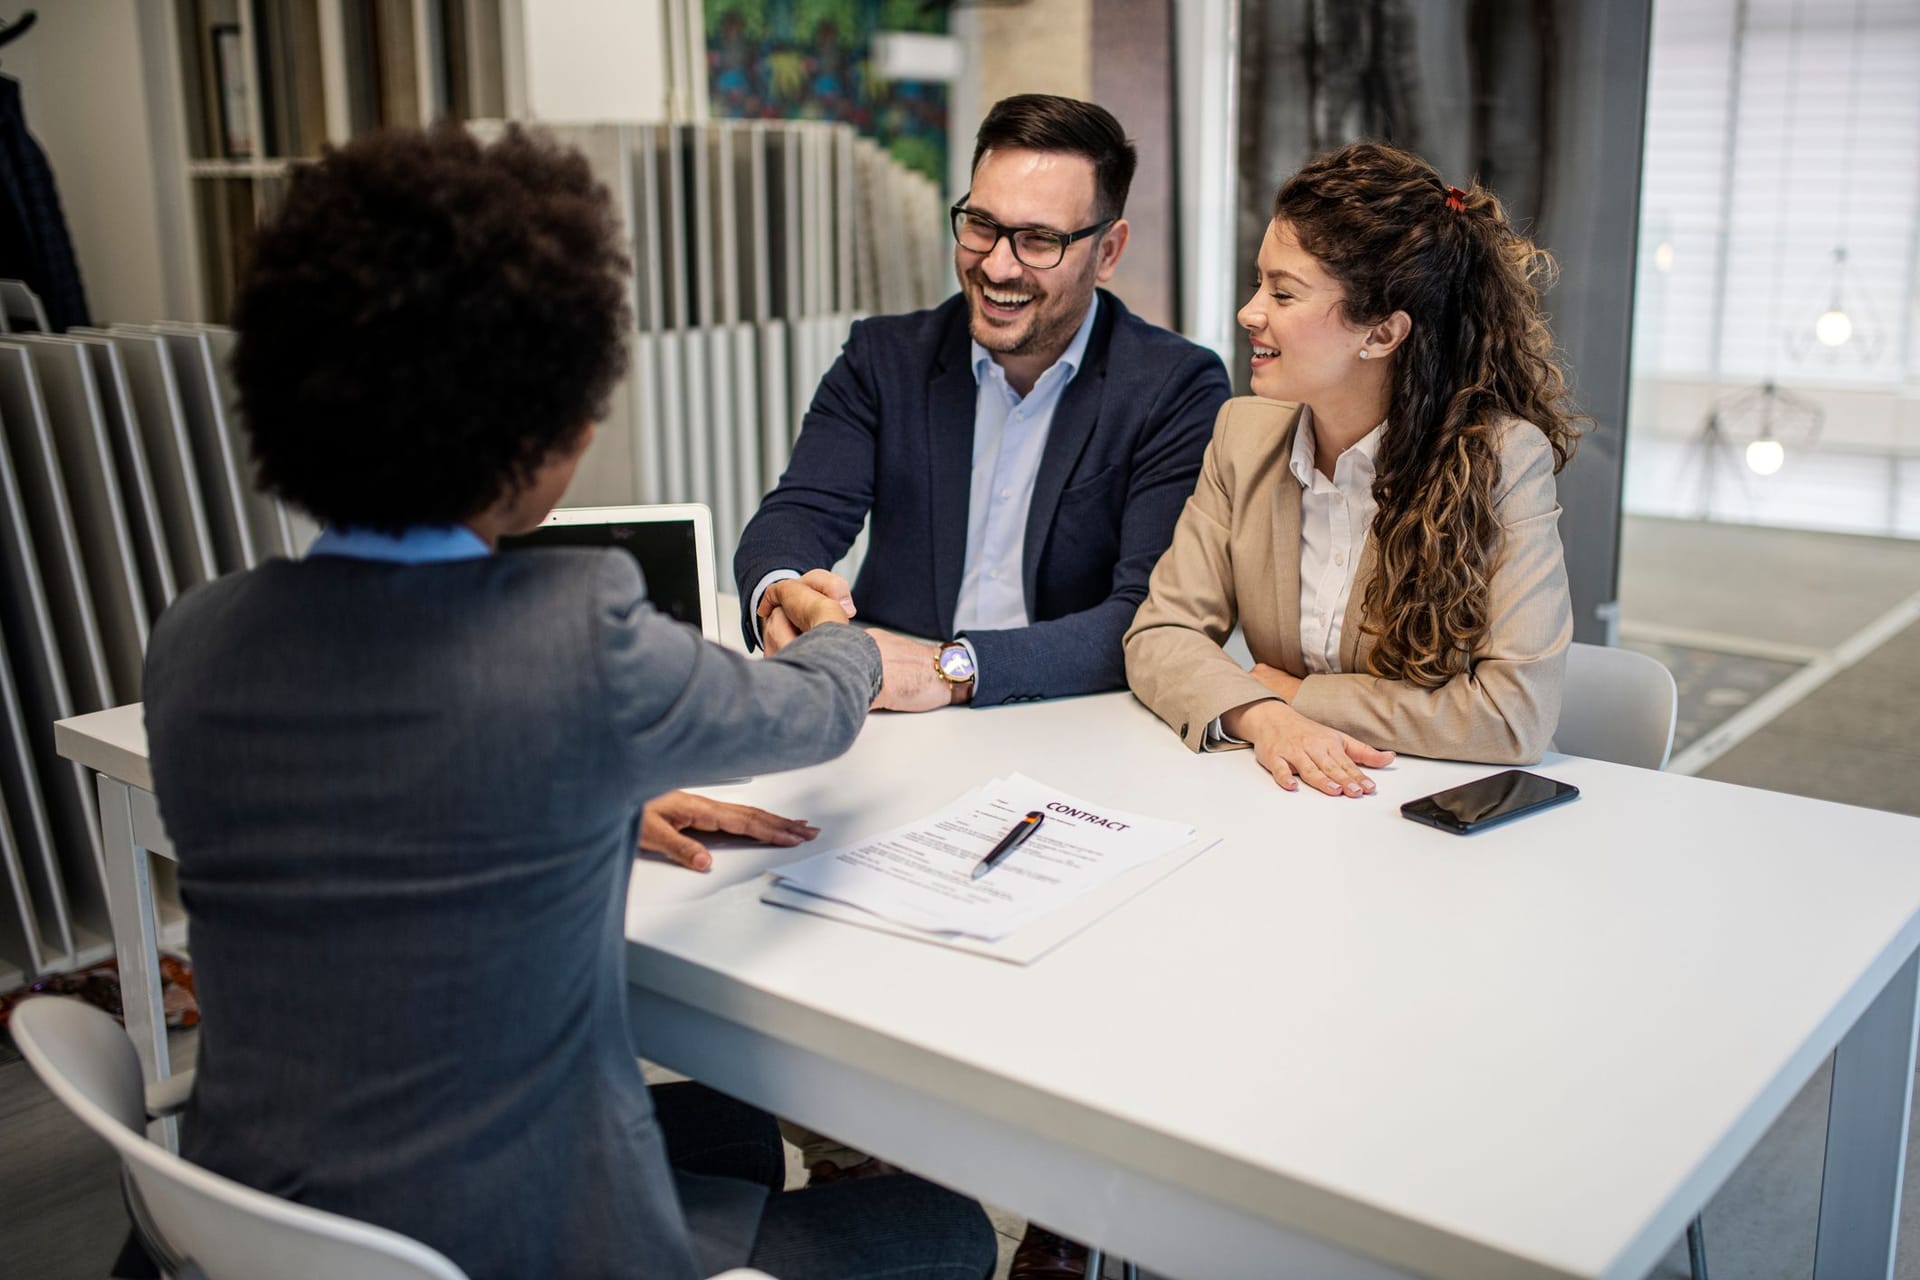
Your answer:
[965,266,1096,359]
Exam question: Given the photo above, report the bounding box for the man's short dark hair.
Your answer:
[232,123,631,534]
[970,94,1137,222]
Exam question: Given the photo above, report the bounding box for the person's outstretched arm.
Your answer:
[596,555,882,789]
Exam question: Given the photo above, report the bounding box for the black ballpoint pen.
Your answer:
[971,811,1045,880]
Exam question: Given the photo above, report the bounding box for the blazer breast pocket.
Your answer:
[1056,463,1122,510]
[1042,465,1124,608]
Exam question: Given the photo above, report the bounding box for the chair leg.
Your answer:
[1085,1246,1104,1277]
[1686,1213,1708,1280]
[1122,1262,1140,1280]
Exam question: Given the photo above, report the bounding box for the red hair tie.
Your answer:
[1444,185,1468,212]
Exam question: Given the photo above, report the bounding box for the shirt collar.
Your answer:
[1288,405,1387,490]
[971,291,1101,391]
[306,524,492,564]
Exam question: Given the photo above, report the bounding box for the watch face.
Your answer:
[937,643,976,682]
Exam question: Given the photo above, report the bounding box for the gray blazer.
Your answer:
[144,548,881,1280]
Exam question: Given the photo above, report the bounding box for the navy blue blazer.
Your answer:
[735,288,1230,705]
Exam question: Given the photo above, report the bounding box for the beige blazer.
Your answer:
[1124,396,1572,764]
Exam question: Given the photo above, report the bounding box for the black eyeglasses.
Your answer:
[949,199,1115,269]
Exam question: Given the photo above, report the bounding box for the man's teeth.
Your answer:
[984,288,1034,306]
[1252,346,1278,357]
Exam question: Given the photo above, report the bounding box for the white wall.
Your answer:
[520,0,676,122]
[7,0,185,325]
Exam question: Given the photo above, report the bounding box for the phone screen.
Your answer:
[1400,769,1579,834]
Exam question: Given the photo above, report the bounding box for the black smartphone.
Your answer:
[1400,769,1579,834]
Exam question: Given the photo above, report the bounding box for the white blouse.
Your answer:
[1205,406,1385,748]
[1291,406,1384,675]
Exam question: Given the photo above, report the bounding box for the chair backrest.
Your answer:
[1555,641,1678,770]
[10,997,468,1280]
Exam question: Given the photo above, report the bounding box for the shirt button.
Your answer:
[989,569,1001,579]
[1000,489,1013,500]
[1334,553,1346,567]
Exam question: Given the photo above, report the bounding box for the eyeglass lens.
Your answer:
[952,211,1067,268]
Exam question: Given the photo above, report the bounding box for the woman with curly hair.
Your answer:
[141,124,993,1280]
[1124,141,1580,795]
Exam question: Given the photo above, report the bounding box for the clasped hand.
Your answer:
[1219,692,1395,797]
[757,569,857,650]
[757,571,959,712]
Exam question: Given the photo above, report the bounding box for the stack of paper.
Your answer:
[768,773,1207,944]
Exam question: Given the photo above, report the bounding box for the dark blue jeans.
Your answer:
[652,1082,996,1280]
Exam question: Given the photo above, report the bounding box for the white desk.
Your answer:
[56,688,1920,1280]
[621,691,1920,1280]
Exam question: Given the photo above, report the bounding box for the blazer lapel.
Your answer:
[927,317,979,639]
[1021,291,1118,598]
[1270,443,1306,678]
[1341,535,1379,675]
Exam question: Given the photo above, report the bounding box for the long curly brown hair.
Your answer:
[1273,141,1583,687]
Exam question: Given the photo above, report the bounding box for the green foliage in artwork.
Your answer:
[887,134,943,182]
[706,0,770,42]
[705,0,949,184]
[792,0,859,37]
[878,0,946,33]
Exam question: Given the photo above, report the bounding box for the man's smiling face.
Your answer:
[954,147,1113,362]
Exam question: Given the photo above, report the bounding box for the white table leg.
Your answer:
[1813,945,1920,1280]
[95,774,175,1150]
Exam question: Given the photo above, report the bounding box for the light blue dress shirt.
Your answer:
[953,293,1100,632]
[307,524,492,564]
[752,294,1101,682]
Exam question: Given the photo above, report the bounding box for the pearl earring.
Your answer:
[1357,350,1370,360]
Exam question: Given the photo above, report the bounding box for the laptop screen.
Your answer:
[499,507,714,638]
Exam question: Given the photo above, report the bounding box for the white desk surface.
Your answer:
[624,690,1920,1280]
[55,701,150,792]
[52,657,1920,1279]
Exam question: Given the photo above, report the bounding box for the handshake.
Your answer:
[756,569,969,712]
[755,569,860,649]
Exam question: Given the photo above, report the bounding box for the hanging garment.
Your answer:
[0,74,90,331]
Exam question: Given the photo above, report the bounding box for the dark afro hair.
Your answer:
[231,123,631,533]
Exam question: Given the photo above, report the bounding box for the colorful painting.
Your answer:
[706,0,948,184]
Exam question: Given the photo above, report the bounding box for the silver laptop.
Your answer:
[500,503,722,643]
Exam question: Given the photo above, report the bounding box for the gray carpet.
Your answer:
[1699,617,1920,818]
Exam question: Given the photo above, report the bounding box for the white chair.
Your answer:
[1552,643,1705,1278]
[1555,641,1678,770]
[11,997,774,1280]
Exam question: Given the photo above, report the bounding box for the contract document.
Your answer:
[767,773,1207,944]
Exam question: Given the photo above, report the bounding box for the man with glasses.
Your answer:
[735,93,1230,718]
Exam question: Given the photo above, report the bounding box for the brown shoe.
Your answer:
[806,1155,898,1185]
[1009,1223,1090,1279]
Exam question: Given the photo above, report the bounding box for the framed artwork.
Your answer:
[213,24,254,159]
